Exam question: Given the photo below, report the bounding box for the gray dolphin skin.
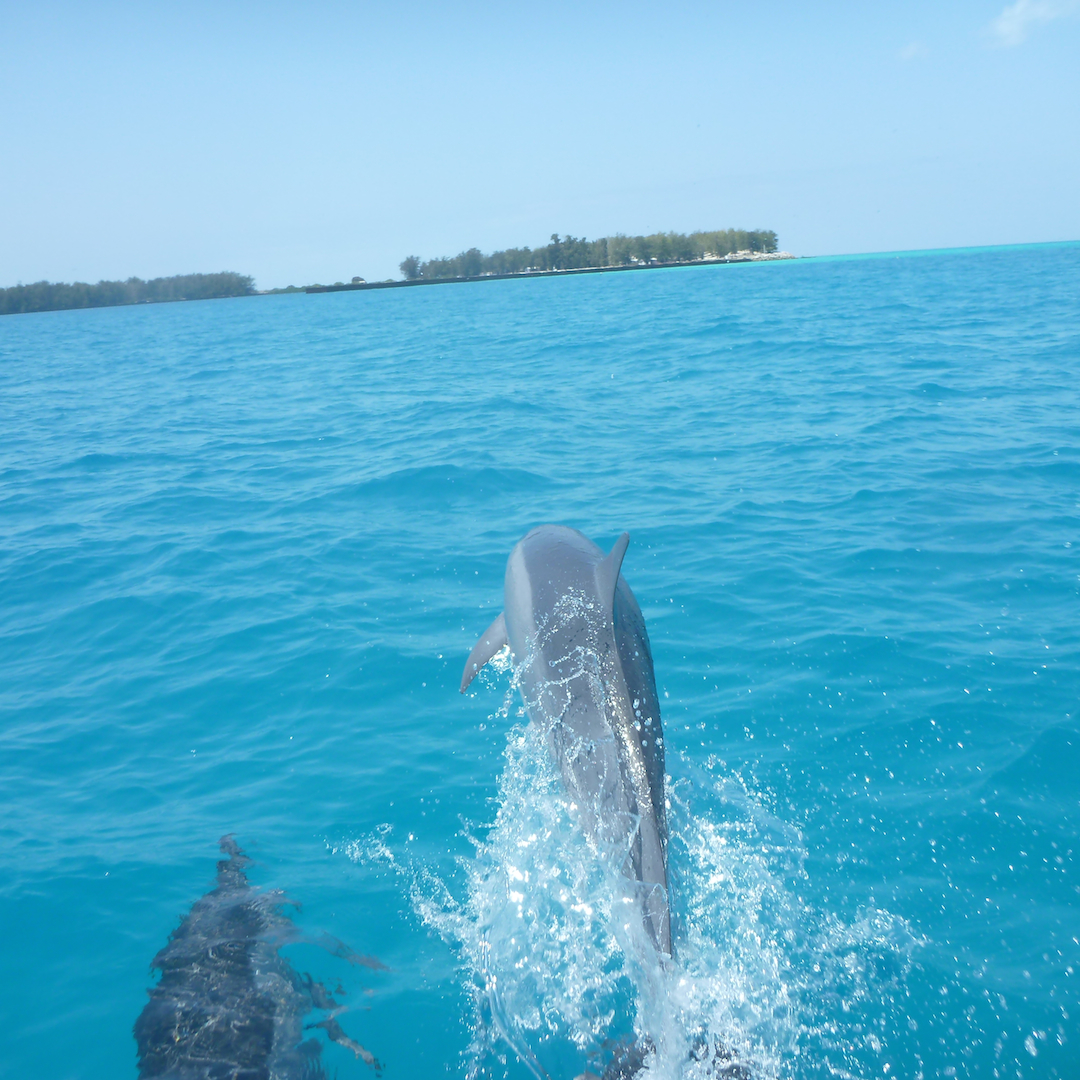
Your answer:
[461,525,671,955]
[134,836,382,1079]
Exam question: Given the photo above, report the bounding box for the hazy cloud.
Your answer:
[898,40,929,60]
[988,0,1077,46]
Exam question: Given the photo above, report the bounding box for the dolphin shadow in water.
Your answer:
[134,836,383,1079]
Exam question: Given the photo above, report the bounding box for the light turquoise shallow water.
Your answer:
[1,244,1078,1079]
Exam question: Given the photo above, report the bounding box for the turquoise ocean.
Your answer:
[1,243,1078,1079]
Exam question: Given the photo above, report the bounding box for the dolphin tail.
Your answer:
[460,611,508,692]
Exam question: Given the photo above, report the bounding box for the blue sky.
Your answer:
[1,1,1077,288]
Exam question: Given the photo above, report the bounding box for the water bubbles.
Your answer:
[358,722,925,1079]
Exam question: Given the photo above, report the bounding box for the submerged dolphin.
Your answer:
[461,525,671,955]
[134,836,382,1079]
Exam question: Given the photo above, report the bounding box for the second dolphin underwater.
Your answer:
[461,524,672,955]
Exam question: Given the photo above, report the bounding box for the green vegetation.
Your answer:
[264,276,373,294]
[399,228,778,281]
[262,284,309,294]
[0,272,255,316]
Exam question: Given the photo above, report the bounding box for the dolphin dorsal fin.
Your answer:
[596,532,630,608]
[459,612,508,693]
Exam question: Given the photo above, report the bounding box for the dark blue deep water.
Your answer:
[2,244,1078,1079]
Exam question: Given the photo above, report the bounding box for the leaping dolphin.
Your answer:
[461,525,671,955]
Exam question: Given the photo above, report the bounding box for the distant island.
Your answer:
[2,228,793,314]
[0,272,254,316]
[302,229,792,295]
[275,228,791,295]
[399,228,782,281]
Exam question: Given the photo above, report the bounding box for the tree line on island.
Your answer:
[1,226,782,315]
[399,228,778,281]
[0,272,255,316]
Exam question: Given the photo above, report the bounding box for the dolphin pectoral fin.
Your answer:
[460,611,508,692]
[309,1017,382,1073]
[596,532,630,607]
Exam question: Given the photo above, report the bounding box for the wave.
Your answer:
[300,464,561,518]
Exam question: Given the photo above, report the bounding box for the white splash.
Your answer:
[345,600,921,1077]
[347,721,923,1079]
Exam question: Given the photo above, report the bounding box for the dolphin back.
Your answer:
[461,525,672,954]
[612,575,666,844]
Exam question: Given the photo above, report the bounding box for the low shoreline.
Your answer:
[305,251,796,294]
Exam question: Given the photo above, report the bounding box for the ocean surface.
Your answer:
[1,242,1078,1080]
